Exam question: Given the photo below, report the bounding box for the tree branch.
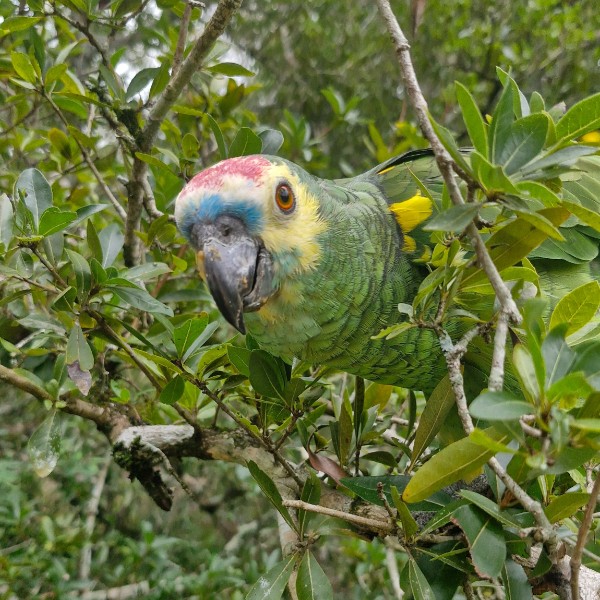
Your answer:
[374,0,520,325]
[123,0,243,265]
[571,471,600,600]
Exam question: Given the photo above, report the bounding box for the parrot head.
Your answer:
[175,155,327,334]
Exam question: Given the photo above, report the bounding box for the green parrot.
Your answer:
[174,150,600,393]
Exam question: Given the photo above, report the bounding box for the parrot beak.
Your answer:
[191,217,275,333]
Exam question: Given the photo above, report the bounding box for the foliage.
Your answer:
[1,1,599,599]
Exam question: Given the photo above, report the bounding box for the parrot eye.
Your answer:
[275,183,295,213]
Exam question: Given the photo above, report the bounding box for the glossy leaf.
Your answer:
[109,285,174,317]
[249,350,287,400]
[247,460,298,533]
[98,223,124,268]
[407,555,435,600]
[423,203,479,232]
[453,504,506,578]
[229,127,263,158]
[456,81,488,156]
[341,475,451,511]
[298,471,321,537]
[502,559,533,600]
[27,410,61,478]
[66,324,94,371]
[296,551,333,600]
[459,490,522,528]
[173,315,209,360]
[15,168,52,228]
[245,555,296,600]
[555,92,600,143]
[410,375,455,468]
[403,428,510,503]
[550,281,600,335]
[159,375,185,405]
[544,492,589,523]
[228,345,252,377]
[469,391,532,421]
[38,207,77,237]
[541,325,576,387]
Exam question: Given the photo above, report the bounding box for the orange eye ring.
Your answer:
[275,183,295,213]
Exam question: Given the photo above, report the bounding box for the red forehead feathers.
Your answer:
[185,155,271,191]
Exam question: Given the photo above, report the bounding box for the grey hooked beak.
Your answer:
[192,216,275,333]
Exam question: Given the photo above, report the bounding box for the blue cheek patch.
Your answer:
[180,194,264,240]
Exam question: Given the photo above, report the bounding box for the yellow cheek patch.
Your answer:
[259,164,328,273]
[389,191,433,233]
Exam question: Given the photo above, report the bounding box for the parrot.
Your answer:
[174,150,600,393]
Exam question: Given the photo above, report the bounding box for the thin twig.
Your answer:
[91,312,162,391]
[124,0,244,265]
[42,92,127,220]
[0,363,53,402]
[172,2,193,77]
[30,246,68,287]
[385,541,404,600]
[374,0,520,325]
[283,499,393,532]
[79,452,111,581]
[571,471,600,600]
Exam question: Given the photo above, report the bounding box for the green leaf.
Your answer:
[159,375,185,405]
[456,81,488,156]
[403,427,510,503]
[11,51,38,84]
[228,345,252,377]
[407,555,435,600]
[410,375,455,468]
[550,281,600,335]
[471,151,519,194]
[1,16,43,33]
[461,207,569,287]
[98,223,124,267]
[229,127,263,157]
[247,460,298,533]
[205,114,227,160]
[562,200,600,233]
[259,129,284,155]
[453,504,506,578]
[126,67,160,100]
[299,471,321,537]
[0,193,14,248]
[502,560,533,600]
[498,113,549,174]
[469,391,532,421]
[555,92,600,144]
[423,203,479,232]
[390,486,419,538]
[542,325,576,387]
[206,62,255,77]
[489,82,515,163]
[27,410,61,478]
[38,207,77,237]
[341,475,451,511]
[296,551,333,600]
[15,168,53,228]
[173,315,209,360]
[544,492,590,523]
[48,127,72,158]
[459,490,523,528]
[245,555,296,600]
[66,250,91,297]
[66,324,94,370]
[249,350,287,400]
[513,345,541,402]
[108,285,174,316]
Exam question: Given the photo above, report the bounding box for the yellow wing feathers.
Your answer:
[389,192,433,233]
